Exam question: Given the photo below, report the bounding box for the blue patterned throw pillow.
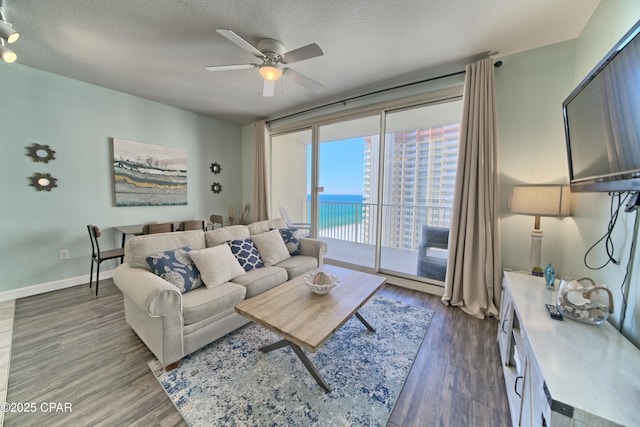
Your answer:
[146,246,203,293]
[278,228,301,255]
[226,239,264,271]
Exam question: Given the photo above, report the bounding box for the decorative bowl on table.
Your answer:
[303,271,339,294]
[556,277,613,325]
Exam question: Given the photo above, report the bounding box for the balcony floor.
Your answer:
[320,237,421,276]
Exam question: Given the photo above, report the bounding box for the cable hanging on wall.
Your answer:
[583,192,632,270]
[581,191,638,333]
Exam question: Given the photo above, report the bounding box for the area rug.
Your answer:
[149,295,433,427]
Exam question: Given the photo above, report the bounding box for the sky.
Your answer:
[307,137,366,195]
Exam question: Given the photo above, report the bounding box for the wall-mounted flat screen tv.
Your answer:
[563,19,640,193]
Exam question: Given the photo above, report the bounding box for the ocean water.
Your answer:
[307,194,364,229]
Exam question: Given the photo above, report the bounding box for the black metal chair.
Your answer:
[87,225,125,296]
[210,214,224,230]
[416,225,449,281]
[177,220,206,231]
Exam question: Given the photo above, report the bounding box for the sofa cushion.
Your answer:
[247,218,287,235]
[181,282,246,325]
[145,246,203,293]
[205,225,250,248]
[275,255,319,280]
[125,230,206,270]
[189,244,245,288]
[251,229,291,266]
[277,228,301,255]
[230,266,288,298]
[226,239,264,271]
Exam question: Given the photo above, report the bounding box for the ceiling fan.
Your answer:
[206,29,324,97]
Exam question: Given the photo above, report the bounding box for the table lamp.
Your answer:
[510,185,571,274]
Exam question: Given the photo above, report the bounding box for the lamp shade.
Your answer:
[258,63,282,81]
[510,185,571,217]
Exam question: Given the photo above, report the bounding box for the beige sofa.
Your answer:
[113,218,326,369]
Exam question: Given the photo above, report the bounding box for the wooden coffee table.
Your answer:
[234,264,386,392]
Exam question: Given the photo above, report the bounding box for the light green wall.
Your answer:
[0,64,243,295]
[497,0,640,346]
[575,0,640,82]
[496,40,577,275]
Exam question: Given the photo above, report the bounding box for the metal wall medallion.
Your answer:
[27,143,56,163]
[29,173,58,191]
[211,182,222,194]
[210,162,221,174]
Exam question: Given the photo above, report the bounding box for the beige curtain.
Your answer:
[253,120,271,222]
[442,58,501,319]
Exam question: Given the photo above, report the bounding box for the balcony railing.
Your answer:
[312,200,452,252]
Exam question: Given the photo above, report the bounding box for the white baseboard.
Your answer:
[385,275,445,296]
[0,269,115,302]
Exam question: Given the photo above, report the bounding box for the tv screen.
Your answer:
[563,19,640,192]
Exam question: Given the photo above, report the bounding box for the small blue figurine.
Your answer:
[544,263,555,289]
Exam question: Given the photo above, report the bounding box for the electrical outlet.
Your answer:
[59,249,69,260]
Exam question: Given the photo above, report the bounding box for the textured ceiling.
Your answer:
[6,0,600,124]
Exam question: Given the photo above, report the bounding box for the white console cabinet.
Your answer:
[498,271,640,426]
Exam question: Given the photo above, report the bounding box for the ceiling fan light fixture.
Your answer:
[258,63,282,81]
[208,30,324,94]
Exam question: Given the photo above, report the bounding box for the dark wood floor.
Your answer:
[5,279,511,427]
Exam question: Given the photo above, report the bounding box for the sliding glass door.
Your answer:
[316,115,381,268]
[270,95,462,284]
[379,101,462,279]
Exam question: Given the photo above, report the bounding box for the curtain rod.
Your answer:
[267,69,466,125]
[267,58,503,125]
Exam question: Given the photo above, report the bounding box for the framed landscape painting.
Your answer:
[112,138,187,206]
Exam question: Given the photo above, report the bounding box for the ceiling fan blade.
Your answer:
[262,80,275,97]
[216,29,266,59]
[282,43,323,64]
[205,63,257,72]
[284,69,324,94]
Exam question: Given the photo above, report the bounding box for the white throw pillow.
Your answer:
[189,244,245,288]
[251,229,291,266]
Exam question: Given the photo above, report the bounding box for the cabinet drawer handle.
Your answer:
[514,375,523,398]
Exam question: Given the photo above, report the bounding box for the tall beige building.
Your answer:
[363,123,460,250]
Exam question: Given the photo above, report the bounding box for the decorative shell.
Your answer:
[312,272,332,285]
[303,272,339,294]
[556,278,612,325]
